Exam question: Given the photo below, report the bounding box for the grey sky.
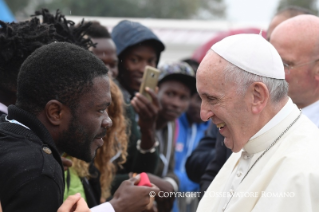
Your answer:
[225,0,280,24]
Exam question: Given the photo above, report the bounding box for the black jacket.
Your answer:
[0,110,6,116]
[185,123,218,184]
[0,105,64,212]
[200,132,232,195]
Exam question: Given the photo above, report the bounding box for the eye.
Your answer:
[206,96,217,103]
[99,109,105,114]
[148,59,156,66]
[166,91,174,97]
[131,58,139,63]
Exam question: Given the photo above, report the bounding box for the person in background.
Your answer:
[182,58,200,73]
[267,5,313,41]
[58,193,90,212]
[0,8,97,171]
[94,79,128,202]
[270,15,319,128]
[84,21,119,78]
[63,79,128,207]
[110,20,165,194]
[185,122,219,187]
[146,62,196,212]
[0,9,94,116]
[173,61,210,212]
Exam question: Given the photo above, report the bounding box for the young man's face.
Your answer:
[186,93,203,124]
[120,44,157,92]
[57,76,112,162]
[157,80,191,122]
[91,38,119,78]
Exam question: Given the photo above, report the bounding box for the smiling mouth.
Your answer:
[94,138,104,148]
[216,123,226,130]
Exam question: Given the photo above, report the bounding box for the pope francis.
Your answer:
[196,34,319,212]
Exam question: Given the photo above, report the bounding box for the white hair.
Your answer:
[223,62,288,103]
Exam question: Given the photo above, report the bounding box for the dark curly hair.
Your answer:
[16,42,108,115]
[33,9,95,48]
[84,21,111,39]
[0,9,95,105]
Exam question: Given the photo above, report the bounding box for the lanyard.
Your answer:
[5,115,30,130]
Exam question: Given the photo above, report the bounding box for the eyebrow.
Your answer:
[96,102,111,107]
[132,53,156,59]
[201,93,214,98]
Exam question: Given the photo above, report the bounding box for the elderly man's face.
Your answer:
[197,51,252,152]
[271,25,319,108]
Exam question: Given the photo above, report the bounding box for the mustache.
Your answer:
[95,128,107,139]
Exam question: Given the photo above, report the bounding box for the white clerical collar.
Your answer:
[0,102,8,114]
[249,98,294,140]
[301,99,319,128]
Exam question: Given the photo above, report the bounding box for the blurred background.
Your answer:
[2,0,318,63]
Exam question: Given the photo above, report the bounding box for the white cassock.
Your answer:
[197,98,319,212]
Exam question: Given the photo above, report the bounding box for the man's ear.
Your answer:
[248,82,269,114]
[44,100,68,126]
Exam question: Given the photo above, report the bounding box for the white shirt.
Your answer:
[301,99,319,128]
[91,202,115,212]
[219,98,294,211]
[0,102,8,114]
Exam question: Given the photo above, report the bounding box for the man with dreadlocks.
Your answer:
[0,9,94,115]
[0,9,158,212]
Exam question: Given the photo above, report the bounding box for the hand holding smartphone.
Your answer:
[139,66,160,102]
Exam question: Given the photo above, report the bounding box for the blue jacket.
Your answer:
[174,113,210,192]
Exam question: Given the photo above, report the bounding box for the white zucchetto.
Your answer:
[211,34,285,79]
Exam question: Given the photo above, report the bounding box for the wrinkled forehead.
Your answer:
[196,51,228,92]
[197,51,227,78]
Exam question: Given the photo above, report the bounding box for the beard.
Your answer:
[56,114,105,162]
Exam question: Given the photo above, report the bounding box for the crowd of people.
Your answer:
[0,4,319,212]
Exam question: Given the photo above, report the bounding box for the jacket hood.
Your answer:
[111,20,165,58]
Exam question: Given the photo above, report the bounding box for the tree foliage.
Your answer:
[5,0,226,20]
[277,0,318,14]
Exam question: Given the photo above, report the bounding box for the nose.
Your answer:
[102,116,113,129]
[200,102,214,121]
[171,97,181,108]
[138,61,149,74]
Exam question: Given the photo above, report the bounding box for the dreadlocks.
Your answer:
[33,9,95,49]
[0,9,95,106]
[0,18,55,105]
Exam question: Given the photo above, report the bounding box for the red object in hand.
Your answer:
[137,172,152,187]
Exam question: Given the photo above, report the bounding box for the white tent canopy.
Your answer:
[67,16,267,63]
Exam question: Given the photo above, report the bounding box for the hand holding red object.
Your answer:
[137,172,152,187]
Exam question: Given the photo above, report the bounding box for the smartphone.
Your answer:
[139,66,160,102]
